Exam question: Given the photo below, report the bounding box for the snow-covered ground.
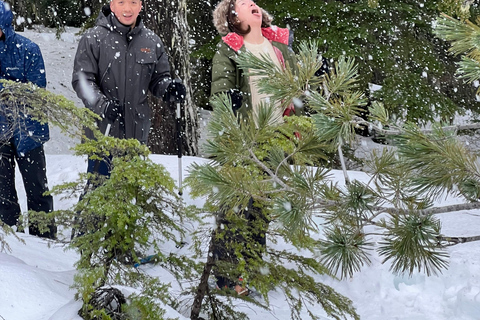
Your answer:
[2,27,480,320]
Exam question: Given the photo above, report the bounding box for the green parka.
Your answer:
[211,27,301,120]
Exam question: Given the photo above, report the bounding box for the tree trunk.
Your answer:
[190,230,217,320]
[11,0,26,31]
[143,0,199,156]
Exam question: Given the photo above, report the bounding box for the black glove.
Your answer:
[104,100,122,122]
[315,56,330,77]
[227,89,242,114]
[164,79,186,103]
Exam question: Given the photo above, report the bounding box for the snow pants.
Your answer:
[0,141,56,239]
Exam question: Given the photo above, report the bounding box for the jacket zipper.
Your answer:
[99,61,112,84]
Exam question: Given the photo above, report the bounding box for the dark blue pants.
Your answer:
[71,156,112,240]
[0,142,56,238]
[87,157,112,176]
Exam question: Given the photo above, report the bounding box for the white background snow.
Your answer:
[2,27,480,320]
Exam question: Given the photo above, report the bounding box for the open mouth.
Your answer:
[252,8,259,14]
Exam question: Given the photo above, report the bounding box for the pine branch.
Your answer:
[395,123,480,200]
[371,202,480,216]
[235,40,324,109]
[247,148,293,192]
[457,56,480,88]
[318,227,373,279]
[324,56,361,95]
[435,14,480,91]
[435,13,480,58]
[438,235,480,246]
[379,214,449,276]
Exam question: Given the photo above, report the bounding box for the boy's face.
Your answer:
[110,0,142,27]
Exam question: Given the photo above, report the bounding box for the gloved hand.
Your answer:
[164,79,186,103]
[104,100,122,122]
[227,89,242,113]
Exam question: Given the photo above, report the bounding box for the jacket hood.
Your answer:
[0,1,13,37]
[212,0,272,36]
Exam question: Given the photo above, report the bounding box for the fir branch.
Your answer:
[0,80,99,139]
[0,222,25,253]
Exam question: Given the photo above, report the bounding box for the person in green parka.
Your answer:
[210,0,302,296]
[211,0,301,122]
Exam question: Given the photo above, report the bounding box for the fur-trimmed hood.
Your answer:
[212,0,273,35]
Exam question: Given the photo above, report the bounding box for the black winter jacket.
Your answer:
[72,6,172,143]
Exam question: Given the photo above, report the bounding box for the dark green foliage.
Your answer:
[48,136,198,319]
[0,80,99,139]
[254,0,480,122]
[37,0,85,28]
[11,0,91,31]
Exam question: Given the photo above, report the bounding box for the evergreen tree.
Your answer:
[55,136,198,319]
[185,36,480,319]
[10,0,87,31]
[0,80,199,319]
